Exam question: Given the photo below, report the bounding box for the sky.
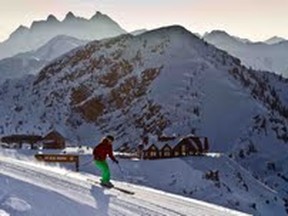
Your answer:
[0,0,288,42]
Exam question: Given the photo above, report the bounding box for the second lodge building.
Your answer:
[143,135,209,159]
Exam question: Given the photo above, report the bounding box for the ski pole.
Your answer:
[117,163,124,174]
[80,159,93,168]
[63,159,93,176]
[117,163,129,183]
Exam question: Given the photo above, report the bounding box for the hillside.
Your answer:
[0,25,287,214]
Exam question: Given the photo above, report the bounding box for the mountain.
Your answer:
[0,35,87,83]
[203,30,251,46]
[0,25,287,214]
[0,11,126,60]
[130,29,148,36]
[264,36,286,45]
[203,30,288,76]
[18,35,88,61]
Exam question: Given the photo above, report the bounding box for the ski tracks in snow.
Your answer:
[0,156,250,216]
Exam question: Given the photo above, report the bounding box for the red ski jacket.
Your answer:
[93,139,117,162]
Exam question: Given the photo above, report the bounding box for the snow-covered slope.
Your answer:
[0,25,287,214]
[0,35,87,83]
[17,35,88,62]
[0,154,250,216]
[203,30,288,76]
[0,11,126,59]
[115,154,286,216]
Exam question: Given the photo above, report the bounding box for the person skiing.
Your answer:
[93,135,118,187]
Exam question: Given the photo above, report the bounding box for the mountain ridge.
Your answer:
[0,35,87,83]
[0,11,126,60]
[203,30,288,76]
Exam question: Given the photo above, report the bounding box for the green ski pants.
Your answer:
[94,160,110,183]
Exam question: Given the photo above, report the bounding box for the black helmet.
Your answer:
[106,135,114,142]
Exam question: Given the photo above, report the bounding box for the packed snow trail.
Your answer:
[0,156,250,216]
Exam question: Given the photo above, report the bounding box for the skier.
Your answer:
[93,135,119,188]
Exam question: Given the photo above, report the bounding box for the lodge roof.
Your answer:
[1,135,42,144]
[143,135,208,151]
[43,130,65,139]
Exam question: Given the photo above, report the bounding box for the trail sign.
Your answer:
[35,154,79,171]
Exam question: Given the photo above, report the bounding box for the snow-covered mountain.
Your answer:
[264,36,286,45]
[203,30,251,45]
[0,35,87,83]
[0,11,126,59]
[17,35,88,62]
[0,25,288,214]
[130,29,148,36]
[203,30,288,76]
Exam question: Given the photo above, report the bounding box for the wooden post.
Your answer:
[75,156,79,172]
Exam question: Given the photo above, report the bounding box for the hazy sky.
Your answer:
[0,0,288,42]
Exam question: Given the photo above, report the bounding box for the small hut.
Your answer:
[42,130,65,149]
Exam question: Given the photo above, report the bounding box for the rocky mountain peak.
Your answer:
[46,14,59,23]
[64,12,76,21]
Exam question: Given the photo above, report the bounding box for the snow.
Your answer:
[203,31,288,76]
[1,147,286,215]
[0,25,287,215]
[0,153,250,216]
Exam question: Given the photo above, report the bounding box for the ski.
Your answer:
[87,179,135,195]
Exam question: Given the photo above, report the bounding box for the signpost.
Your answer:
[35,154,79,171]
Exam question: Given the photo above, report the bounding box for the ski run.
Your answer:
[0,155,250,216]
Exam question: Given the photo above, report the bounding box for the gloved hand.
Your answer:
[114,159,119,164]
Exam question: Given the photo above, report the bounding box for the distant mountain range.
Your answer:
[203,30,288,76]
[0,35,87,83]
[0,11,126,60]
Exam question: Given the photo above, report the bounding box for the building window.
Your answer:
[181,145,186,156]
[163,146,171,157]
[150,151,157,157]
[174,151,179,156]
[164,151,171,157]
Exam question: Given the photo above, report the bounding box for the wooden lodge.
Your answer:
[1,135,42,149]
[1,130,66,150]
[42,130,65,149]
[143,135,209,160]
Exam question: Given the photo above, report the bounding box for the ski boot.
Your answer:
[100,181,114,188]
